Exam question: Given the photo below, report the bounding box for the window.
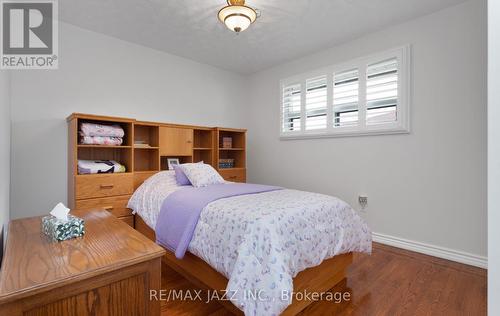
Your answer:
[333,69,359,128]
[306,76,327,130]
[280,46,410,139]
[282,83,301,132]
[366,58,398,126]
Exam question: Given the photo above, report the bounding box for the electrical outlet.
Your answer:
[358,196,368,210]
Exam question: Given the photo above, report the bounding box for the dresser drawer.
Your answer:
[75,195,132,218]
[219,169,246,183]
[76,174,134,199]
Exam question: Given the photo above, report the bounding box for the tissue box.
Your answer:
[42,214,85,241]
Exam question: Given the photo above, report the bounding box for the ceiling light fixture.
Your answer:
[218,0,257,33]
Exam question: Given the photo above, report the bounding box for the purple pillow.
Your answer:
[173,164,191,186]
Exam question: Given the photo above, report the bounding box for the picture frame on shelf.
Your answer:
[167,158,180,170]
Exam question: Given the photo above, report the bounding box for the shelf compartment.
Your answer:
[218,130,245,149]
[77,147,133,174]
[194,129,213,149]
[194,150,213,166]
[134,148,159,172]
[134,124,159,148]
[78,118,133,146]
[218,150,245,169]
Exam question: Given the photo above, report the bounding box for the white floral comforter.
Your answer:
[128,172,372,316]
[128,171,181,229]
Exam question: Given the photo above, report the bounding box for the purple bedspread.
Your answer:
[155,183,282,259]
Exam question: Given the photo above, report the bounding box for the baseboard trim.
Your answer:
[372,232,487,269]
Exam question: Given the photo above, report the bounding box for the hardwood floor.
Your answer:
[160,243,487,315]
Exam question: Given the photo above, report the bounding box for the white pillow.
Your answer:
[179,163,225,188]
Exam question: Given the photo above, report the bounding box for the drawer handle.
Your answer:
[100,184,115,189]
[229,176,237,179]
[103,206,114,211]
[187,140,193,143]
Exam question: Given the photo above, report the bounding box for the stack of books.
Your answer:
[219,159,235,169]
[222,137,232,148]
[134,140,152,148]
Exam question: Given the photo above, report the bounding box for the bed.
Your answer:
[128,170,371,316]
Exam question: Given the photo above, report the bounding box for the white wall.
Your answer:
[488,0,500,312]
[9,22,248,219]
[0,70,10,253]
[245,1,487,258]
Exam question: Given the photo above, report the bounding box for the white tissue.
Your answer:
[50,202,70,221]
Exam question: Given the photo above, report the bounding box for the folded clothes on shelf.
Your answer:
[79,135,123,146]
[80,123,125,138]
[78,160,126,174]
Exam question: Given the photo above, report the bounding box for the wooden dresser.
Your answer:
[68,114,247,227]
[0,209,165,316]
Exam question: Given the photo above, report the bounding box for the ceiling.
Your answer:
[60,0,468,74]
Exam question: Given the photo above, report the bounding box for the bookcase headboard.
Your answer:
[67,113,246,228]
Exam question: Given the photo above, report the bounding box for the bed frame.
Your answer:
[67,113,353,314]
[135,215,353,316]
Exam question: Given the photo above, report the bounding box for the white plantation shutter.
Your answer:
[305,76,327,130]
[280,46,409,138]
[282,83,302,132]
[333,69,359,127]
[366,58,398,125]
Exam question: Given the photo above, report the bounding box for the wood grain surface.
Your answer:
[159,126,194,156]
[159,243,486,315]
[75,173,134,200]
[0,209,165,305]
[75,195,133,218]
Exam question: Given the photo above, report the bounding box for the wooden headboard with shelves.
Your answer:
[67,113,246,228]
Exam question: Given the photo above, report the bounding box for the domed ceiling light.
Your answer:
[218,0,257,33]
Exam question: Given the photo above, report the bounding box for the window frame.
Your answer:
[279,46,411,139]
